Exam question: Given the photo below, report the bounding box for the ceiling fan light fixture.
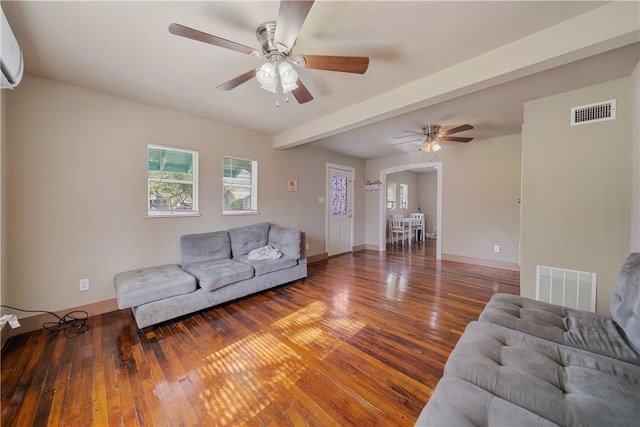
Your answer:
[279,62,299,93]
[394,124,474,151]
[170,1,370,106]
[281,80,299,94]
[256,62,276,87]
[260,81,277,93]
[278,62,298,86]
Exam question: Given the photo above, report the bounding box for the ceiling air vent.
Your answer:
[571,99,616,126]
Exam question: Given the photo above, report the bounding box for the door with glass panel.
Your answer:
[327,166,354,256]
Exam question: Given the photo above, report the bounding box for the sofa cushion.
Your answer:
[114,264,196,309]
[611,253,640,352]
[415,376,558,427]
[480,293,640,364]
[235,255,298,276]
[228,222,270,258]
[182,259,254,292]
[442,321,640,427]
[268,225,302,260]
[180,230,230,266]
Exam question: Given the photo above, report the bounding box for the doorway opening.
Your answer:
[379,162,442,259]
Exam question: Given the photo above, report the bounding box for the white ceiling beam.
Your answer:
[272,1,640,150]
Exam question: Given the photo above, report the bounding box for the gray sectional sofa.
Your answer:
[115,222,307,329]
[416,253,640,426]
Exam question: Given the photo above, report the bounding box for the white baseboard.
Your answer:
[442,253,520,271]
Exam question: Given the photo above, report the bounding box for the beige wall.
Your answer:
[6,72,637,323]
[1,90,6,309]
[520,77,631,315]
[630,63,640,253]
[386,170,419,215]
[418,172,438,235]
[5,75,365,315]
[365,133,522,266]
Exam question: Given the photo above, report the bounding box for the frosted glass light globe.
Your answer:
[256,62,275,87]
[278,62,298,86]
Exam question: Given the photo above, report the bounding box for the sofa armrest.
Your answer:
[611,252,640,352]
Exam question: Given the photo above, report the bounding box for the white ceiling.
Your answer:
[3,1,639,159]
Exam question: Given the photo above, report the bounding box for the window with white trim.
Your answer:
[400,183,409,209]
[223,156,258,214]
[387,181,396,209]
[147,145,198,216]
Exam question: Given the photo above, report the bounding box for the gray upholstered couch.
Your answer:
[115,222,307,329]
[416,253,640,426]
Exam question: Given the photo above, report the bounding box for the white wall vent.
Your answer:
[571,99,616,126]
[536,265,596,312]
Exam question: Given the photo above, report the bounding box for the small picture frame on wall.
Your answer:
[288,179,298,192]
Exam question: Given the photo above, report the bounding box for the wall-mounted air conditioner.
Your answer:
[1,7,23,89]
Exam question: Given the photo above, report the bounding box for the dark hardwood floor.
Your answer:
[1,240,519,426]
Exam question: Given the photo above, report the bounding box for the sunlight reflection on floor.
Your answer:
[195,301,366,425]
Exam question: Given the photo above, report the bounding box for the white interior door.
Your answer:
[327,165,354,256]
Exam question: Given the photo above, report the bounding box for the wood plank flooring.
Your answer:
[1,241,519,426]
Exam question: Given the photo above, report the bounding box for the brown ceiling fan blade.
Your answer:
[442,124,473,135]
[297,55,369,74]
[169,23,255,55]
[274,0,314,53]
[291,79,313,104]
[216,69,257,91]
[441,136,473,142]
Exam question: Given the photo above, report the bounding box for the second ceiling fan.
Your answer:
[169,0,369,105]
[392,124,475,152]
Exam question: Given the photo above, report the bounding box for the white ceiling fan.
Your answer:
[392,124,474,152]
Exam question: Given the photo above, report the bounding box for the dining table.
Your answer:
[403,217,425,242]
[389,215,425,244]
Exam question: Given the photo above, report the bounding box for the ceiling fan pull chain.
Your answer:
[275,67,281,107]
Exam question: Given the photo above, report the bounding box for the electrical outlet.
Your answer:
[494,245,500,253]
[79,278,89,291]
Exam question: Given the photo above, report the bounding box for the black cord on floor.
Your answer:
[1,304,89,335]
